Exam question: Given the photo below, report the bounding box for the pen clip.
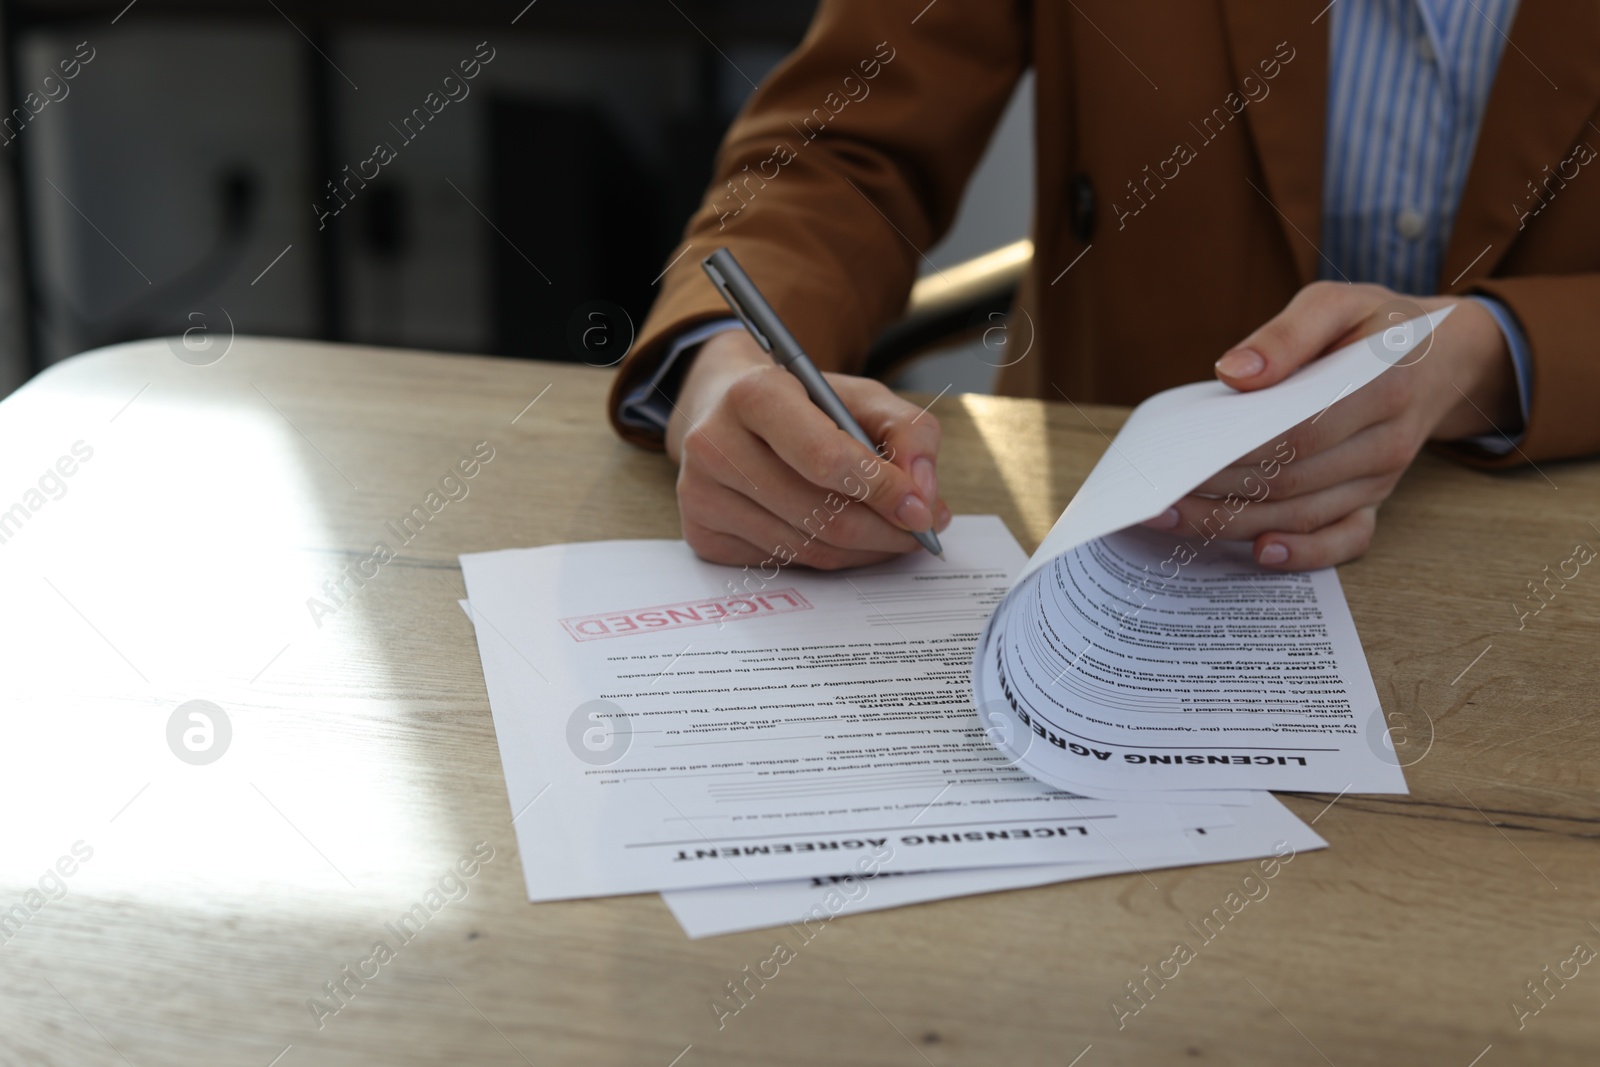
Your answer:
[702,258,773,354]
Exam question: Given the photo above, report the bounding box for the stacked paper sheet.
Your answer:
[457,312,1440,936]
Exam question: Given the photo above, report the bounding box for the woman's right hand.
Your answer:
[664,329,951,569]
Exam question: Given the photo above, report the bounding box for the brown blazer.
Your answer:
[609,0,1600,467]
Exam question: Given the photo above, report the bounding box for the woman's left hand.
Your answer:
[1141,281,1522,569]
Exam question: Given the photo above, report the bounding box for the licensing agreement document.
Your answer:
[461,516,1202,902]
[662,791,1326,938]
[974,527,1407,794]
[968,312,1443,797]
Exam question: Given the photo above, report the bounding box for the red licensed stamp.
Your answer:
[559,588,813,641]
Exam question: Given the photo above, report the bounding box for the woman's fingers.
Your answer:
[729,369,937,536]
[685,477,906,570]
[679,520,775,568]
[1149,473,1399,544]
[685,437,926,556]
[670,332,949,569]
[830,373,945,505]
[1254,506,1379,569]
[1188,420,1414,503]
[1215,281,1394,391]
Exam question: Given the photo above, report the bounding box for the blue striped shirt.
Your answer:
[1323,0,1531,445]
[1323,0,1515,291]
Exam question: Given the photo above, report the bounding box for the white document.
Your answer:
[461,517,1205,902]
[1015,307,1451,584]
[662,791,1326,938]
[456,598,1255,807]
[974,527,1407,794]
[970,314,1442,797]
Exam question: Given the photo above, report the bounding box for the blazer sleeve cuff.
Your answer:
[1451,295,1532,456]
[1436,275,1600,469]
[614,319,743,440]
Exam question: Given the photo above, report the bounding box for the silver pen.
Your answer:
[702,247,943,559]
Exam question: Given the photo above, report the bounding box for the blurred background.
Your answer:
[0,0,1032,399]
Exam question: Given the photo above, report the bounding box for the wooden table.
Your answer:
[1,337,1596,1066]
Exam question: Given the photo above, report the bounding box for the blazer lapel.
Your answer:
[1443,2,1600,289]
[1219,0,1330,286]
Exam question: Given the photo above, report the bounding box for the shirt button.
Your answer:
[1417,34,1435,62]
[1396,208,1426,239]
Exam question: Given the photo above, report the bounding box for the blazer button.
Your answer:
[1069,173,1095,243]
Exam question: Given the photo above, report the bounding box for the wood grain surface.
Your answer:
[0,337,1595,1066]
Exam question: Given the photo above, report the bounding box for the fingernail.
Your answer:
[1216,348,1265,379]
[912,457,937,503]
[895,494,933,532]
[1141,507,1180,530]
[935,503,953,531]
[1258,542,1289,565]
